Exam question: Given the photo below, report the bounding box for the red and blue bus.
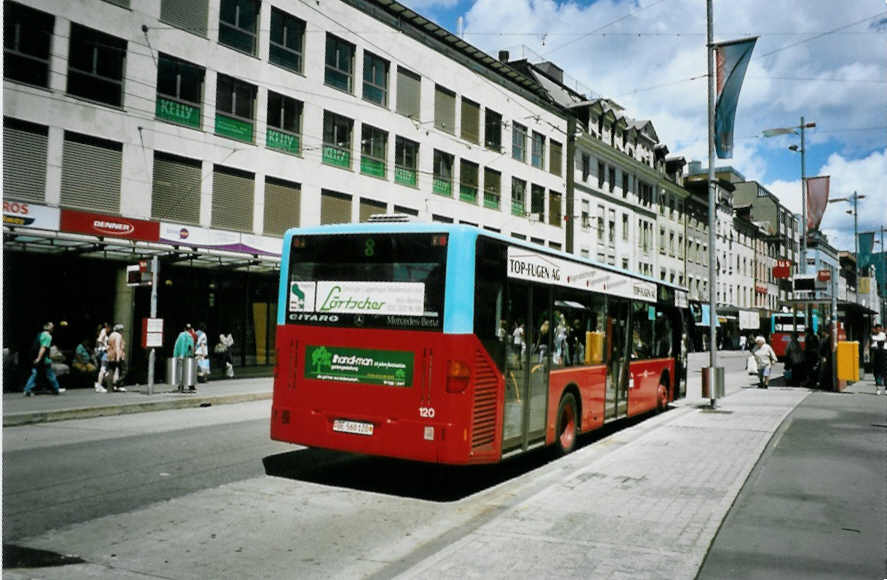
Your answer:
[770,311,820,358]
[271,223,689,464]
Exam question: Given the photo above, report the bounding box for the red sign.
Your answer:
[756,285,767,294]
[817,269,831,282]
[773,265,790,279]
[61,209,159,241]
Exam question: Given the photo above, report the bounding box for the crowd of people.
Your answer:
[18,320,237,395]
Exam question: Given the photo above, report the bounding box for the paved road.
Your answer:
[697,384,887,580]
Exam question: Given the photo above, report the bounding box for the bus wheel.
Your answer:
[555,392,578,456]
[656,383,668,413]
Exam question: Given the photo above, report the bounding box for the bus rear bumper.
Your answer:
[271,405,471,464]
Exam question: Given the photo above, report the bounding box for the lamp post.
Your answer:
[829,192,866,303]
[763,118,816,329]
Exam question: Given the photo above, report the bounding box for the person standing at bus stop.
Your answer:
[784,333,804,387]
[752,336,777,389]
[107,323,127,392]
[173,324,196,392]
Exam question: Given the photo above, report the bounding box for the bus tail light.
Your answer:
[446,360,471,393]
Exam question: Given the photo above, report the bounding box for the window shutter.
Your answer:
[461,99,479,144]
[60,132,121,213]
[396,67,421,118]
[550,141,562,176]
[359,198,386,222]
[549,191,562,227]
[434,86,455,134]
[264,176,301,236]
[161,0,208,36]
[321,189,351,224]
[152,152,201,223]
[3,119,48,203]
[212,165,254,232]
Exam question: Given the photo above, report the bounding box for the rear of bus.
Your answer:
[270,225,503,465]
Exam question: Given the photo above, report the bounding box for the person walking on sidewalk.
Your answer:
[217,331,235,378]
[94,322,110,392]
[23,322,65,396]
[752,335,777,389]
[107,323,127,392]
[870,323,886,394]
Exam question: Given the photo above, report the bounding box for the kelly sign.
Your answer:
[304,345,413,387]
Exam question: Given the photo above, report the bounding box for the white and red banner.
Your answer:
[714,36,758,159]
[805,175,830,232]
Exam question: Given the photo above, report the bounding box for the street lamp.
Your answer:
[829,192,866,302]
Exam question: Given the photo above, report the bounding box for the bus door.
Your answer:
[605,297,630,420]
[502,282,549,454]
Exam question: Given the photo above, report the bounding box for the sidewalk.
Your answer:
[2,377,273,427]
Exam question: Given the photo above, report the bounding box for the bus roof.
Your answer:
[282,222,687,293]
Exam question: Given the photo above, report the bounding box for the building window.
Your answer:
[266,91,302,155]
[608,209,616,245]
[485,109,502,151]
[459,159,478,203]
[322,111,353,169]
[264,176,301,236]
[622,213,629,241]
[218,0,258,55]
[512,123,527,162]
[362,51,389,106]
[395,66,420,119]
[152,151,201,223]
[581,154,590,181]
[325,34,354,93]
[61,131,122,212]
[608,166,616,193]
[4,2,54,87]
[549,140,562,177]
[67,24,126,107]
[3,117,48,203]
[394,136,418,187]
[531,184,545,218]
[581,199,590,230]
[215,74,256,142]
[269,7,304,73]
[321,189,352,224]
[511,178,526,216]
[360,124,387,178]
[434,85,456,134]
[483,168,501,210]
[549,191,562,227]
[597,205,605,241]
[598,161,605,189]
[622,257,629,270]
[531,131,545,169]
[160,0,209,37]
[156,53,204,129]
[461,98,480,144]
[432,149,453,196]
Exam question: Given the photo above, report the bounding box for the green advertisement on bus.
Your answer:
[304,345,413,387]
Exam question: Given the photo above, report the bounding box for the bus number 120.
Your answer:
[419,407,436,418]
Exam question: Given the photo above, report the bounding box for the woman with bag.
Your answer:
[217,331,235,378]
[752,335,777,389]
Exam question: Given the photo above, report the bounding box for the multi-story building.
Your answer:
[3,0,570,380]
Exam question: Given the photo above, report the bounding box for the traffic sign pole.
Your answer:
[147,256,159,395]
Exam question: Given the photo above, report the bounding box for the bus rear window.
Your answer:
[286,233,446,330]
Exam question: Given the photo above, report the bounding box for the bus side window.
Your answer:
[630,301,654,359]
[474,239,507,371]
[655,308,673,357]
[587,294,607,365]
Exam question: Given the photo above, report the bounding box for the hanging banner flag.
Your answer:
[858,231,874,270]
[714,36,758,159]
[805,175,830,232]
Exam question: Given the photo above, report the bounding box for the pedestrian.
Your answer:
[870,323,886,394]
[173,324,196,392]
[802,329,820,387]
[784,332,805,387]
[106,323,127,392]
[752,335,777,389]
[217,331,235,378]
[817,326,834,391]
[73,337,97,375]
[23,322,65,396]
[186,323,198,345]
[94,322,110,392]
[195,322,209,383]
[739,334,747,351]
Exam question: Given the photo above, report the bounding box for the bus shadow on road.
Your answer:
[262,411,661,502]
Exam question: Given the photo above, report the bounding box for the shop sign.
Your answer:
[241,233,283,255]
[773,259,791,279]
[215,114,253,142]
[675,289,688,309]
[817,269,831,282]
[314,281,425,316]
[2,201,60,230]
[322,145,350,168]
[304,345,413,387]
[159,222,239,249]
[156,97,200,128]
[266,128,300,155]
[756,285,767,294]
[61,209,159,241]
[739,310,759,330]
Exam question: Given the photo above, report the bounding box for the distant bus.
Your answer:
[770,311,820,358]
[271,224,689,464]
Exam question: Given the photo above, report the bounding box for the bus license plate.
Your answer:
[333,419,374,436]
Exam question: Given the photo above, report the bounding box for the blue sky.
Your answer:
[403,0,887,253]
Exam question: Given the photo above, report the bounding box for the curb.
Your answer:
[3,392,272,427]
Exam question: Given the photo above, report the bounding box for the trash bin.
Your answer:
[167,357,183,388]
[701,366,725,398]
[182,357,197,387]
